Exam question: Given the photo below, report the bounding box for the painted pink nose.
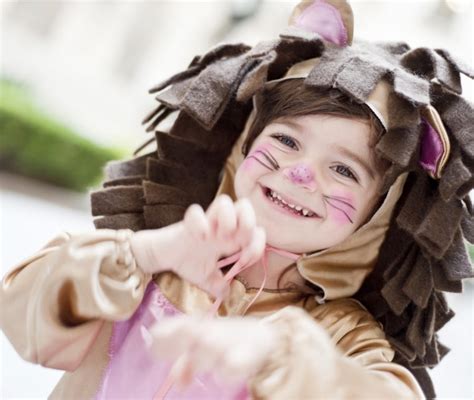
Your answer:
[283,164,317,191]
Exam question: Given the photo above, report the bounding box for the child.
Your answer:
[1,0,472,398]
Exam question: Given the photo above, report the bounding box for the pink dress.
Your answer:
[94,282,250,399]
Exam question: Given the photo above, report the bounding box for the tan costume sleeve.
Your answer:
[249,300,425,399]
[0,229,151,372]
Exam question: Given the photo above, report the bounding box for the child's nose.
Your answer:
[282,163,318,192]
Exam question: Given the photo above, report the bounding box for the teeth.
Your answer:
[269,189,315,217]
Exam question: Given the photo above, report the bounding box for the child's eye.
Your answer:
[332,165,358,182]
[271,134,298,150]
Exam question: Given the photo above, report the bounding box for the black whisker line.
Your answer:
[323,198,354,224]
[247,155,273,171]
[256,149,279,170]
[323,195,356,211]
[265,150,280,170]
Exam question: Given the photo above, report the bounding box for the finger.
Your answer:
[202,269,228,298]
[218,355,250,385]
[183,203,210,241]
[180,334,225,376]
[172,354,195,389]
[183,256,226,298]
[171,323,225,387]
[238,226,266,267]
[234,198,256,247]
[150,318,196,358]
[207,195,237,239]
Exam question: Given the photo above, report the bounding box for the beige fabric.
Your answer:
[296,172,407,300]
[50,321,113,399]
[0,230,423,398]
[249,304,424,399]
[366,79,391,130]
[155,271,305,318]
[157,272,424,399]
[0,229,150,371]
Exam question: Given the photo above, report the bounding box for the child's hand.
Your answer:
[150,315,278,387]
[130,195,266,297]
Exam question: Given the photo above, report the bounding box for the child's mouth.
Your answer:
[262,186,319,219]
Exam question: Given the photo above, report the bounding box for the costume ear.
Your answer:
[419,105,450,179]
[288,0,354,46]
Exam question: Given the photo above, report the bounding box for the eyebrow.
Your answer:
[274,119,306,134]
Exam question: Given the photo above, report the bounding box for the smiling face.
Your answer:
[234,114,385,253]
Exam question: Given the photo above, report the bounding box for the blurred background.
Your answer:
[0,0,472,398]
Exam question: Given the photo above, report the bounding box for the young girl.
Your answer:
[1,0,472,399]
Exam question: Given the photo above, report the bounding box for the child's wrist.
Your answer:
[129,224,189,275]
[129,230,163,274]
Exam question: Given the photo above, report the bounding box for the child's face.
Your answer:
[234,114,384,253]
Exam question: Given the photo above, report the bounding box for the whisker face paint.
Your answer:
[325,195,356,211]
[323,195,356,224]
[263,150,279,170]
[244,145,280,172]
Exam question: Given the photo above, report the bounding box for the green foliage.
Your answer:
[0,79,125,192]
[469,243,474,264]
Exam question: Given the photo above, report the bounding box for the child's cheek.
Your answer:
[327,207,352,226]
[240,156,258,172]
[326,191,356,225]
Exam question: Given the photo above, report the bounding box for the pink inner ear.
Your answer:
[294,0,348,46]
[419,117,444,176]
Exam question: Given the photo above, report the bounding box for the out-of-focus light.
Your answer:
[445,0,471,13]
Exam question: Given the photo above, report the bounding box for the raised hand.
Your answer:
[130,195,266,298]
[150,315,278,388]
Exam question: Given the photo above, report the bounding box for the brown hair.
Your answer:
[241,79,387,171]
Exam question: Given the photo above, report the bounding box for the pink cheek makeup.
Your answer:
[323,192,356,225]
[240,145,268,172]
[240,156,258,172]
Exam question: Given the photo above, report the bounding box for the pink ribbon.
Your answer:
[153,244,302,399]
